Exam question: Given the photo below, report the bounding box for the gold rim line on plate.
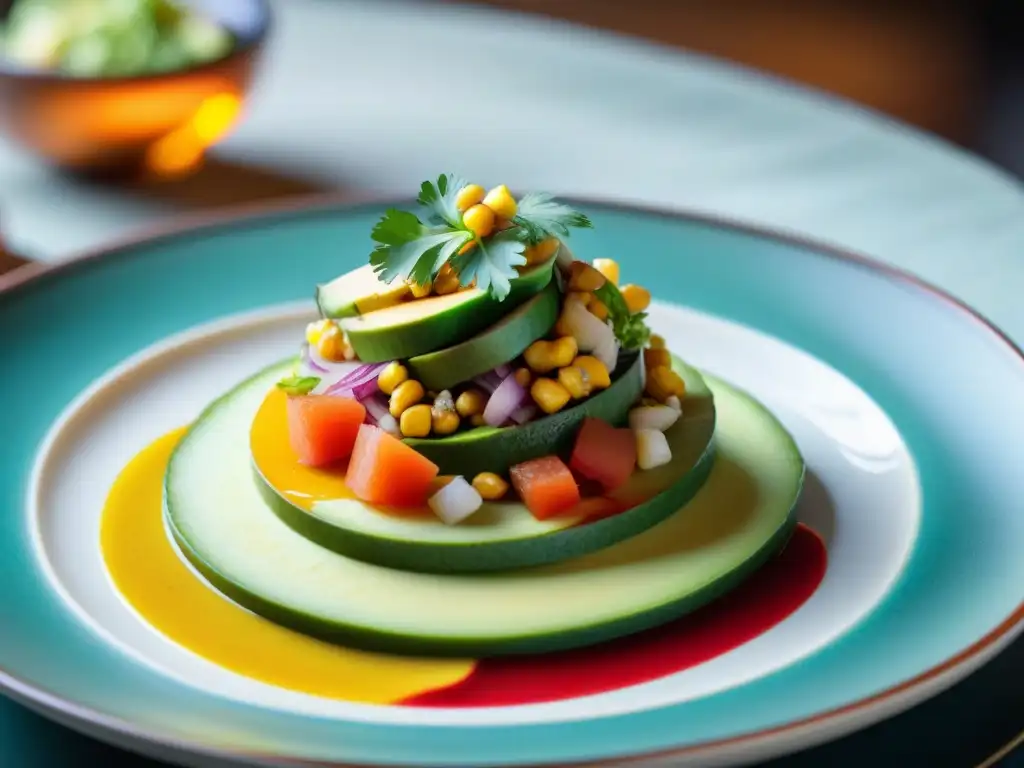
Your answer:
[976,726,1024,768]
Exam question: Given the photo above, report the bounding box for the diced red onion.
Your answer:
[509,403,538,424]
[325,362,388,397]
[361,394,391,424]
[473,371,501,394]
[301,344,329,374]
[483,374,526,427]
[494,363,511,379]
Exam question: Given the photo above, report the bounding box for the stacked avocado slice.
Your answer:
[164,182,805,657]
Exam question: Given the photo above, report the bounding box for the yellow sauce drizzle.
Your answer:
[100,427,474,704]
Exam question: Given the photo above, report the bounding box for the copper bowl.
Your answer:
[0,0,271,176]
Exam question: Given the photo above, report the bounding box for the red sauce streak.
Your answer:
[402,524,826,708]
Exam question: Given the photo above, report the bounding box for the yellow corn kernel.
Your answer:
[305,319,334,346]
[433,263,462,295]
[621,284,651,314]
[550,336,579,368]
[553,313,572,338]
[462,204,495,238]
[523,340,554,374]
[531,378,572,414]
[572,355,611,389]
[455,389,487,418]
[457,240,476,257]
[472,472,509,500]
[557,365,592,399]
[649,334,666,349]
[389,379,425,418]
[568,261,607,292]
[455,184,485,212]
[513,367,532,388]
[482,184,517,219]
[589,298,609,321]
[470,413,486,427]
[432,410,460,435]
[646,365,686,403]
[644,347,672,370]
[399,404,432,437]
[592,258,620,285]
[377,362,409,395]
[523,237,560,266]
[409,280,432,298]
[316,324,350,362]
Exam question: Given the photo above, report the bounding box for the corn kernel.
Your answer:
[482,184,518,219]
[592,258,620,285]
[523,237,560,266]
[564,291,592,307]
[524,337,578,374]
[455,184,485,212]
[530,378,572,414]
[377,362,409,395]
[305,319,334,347]
[433,263,462,295]
[409,280,432,298]
[457,240,476,257]
[649,334,666,349]
[621,284,651,314]
[472,472,509,500]
[553,313,572,338]
[551,336,579,368]
[645,365,686,403]
[463,204,495,238]
[389,379,425,418]
[399,404,432,437]
[572,355,611,389]
[455,389,487,418]
[589,298,609,321]
[558,365,592,399]
[316,324,350,362]
[513,367,532,388]
[568,261,607,292]
[432,410,460,435]
[644,347,672,369]
[470,413,486,427]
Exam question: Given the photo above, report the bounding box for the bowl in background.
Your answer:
[0,0,271,176]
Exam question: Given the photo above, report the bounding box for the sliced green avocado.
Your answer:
[406,281,560,392]
[253,356,714,573]
[339,257,555,363]
[405,351,644,476]
[315,264,411,319]
[166,356,802,656]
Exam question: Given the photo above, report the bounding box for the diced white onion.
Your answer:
[377,414,401,437]
[665,395,682,413]
[564,299,616,353]
[555,239,575,273]
[635,428,672,470]
[628,405,680,432]
[428,476,484,526]
[594,333,620,372]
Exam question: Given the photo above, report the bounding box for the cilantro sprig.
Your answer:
[595,282,651,350]
[276,375,320,396]
[368,174,591,301]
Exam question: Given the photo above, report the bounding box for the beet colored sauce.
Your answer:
[402,524,826,707]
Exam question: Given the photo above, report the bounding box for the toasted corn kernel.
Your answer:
[530,378,572,414]
[472,472,509,500]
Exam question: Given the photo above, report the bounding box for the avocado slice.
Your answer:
[339,257,556,363]
[406,281,560,392]
[404,351,645,476]
[315,264,411,319]
[166,356,803,656]
[252,355,714,573]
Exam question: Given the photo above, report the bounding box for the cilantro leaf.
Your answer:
[418,173,469,229]
[369,209,472,286]
[513,192,592,244]
[452,229,527,301]
[276,375,320,396]
[595,282,651,349]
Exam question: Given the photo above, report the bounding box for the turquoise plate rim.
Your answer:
[2,195,1024,767]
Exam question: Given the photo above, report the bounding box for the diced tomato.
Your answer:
[510,455,580,520]
[286,395,367,467]
[571,496,628,523]
[569,417,637,491]
[347,424,440,507]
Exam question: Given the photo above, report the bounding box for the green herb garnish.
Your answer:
[369,174,590,301]
[276,375,320,396]
[595,283,651,349]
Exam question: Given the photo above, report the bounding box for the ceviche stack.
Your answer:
[281,176,687,526]
[163,174,804,656]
